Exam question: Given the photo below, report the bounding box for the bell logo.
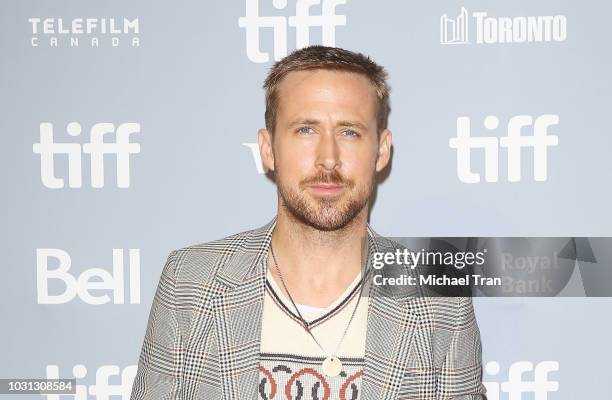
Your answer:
[449,114,559,183]
[33,122,140,189]
[36,248,141,305]
[238,0,347,63]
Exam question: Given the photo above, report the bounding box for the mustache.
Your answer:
[301,170,353,187]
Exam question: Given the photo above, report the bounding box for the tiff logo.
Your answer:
[33,122,140,188]
[238,0,347,63]
[449,115,559,183]
[483,361,559,400]
[45,364,136,400]
[36,248,140,305]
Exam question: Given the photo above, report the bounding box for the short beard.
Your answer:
[277,169,373,231]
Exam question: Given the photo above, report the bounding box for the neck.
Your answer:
[268,200,369,307]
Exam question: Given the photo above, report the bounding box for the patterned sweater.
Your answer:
[257,268,370,400]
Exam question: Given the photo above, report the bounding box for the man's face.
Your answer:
[259,69,392,231]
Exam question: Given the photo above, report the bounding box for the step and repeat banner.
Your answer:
[1,0,611,399]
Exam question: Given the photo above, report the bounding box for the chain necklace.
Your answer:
[269,242,369,377]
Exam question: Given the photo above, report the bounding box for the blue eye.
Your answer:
[298,126,314,135]
[342,129,358,137]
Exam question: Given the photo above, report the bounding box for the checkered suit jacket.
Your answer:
[130,217,487,399]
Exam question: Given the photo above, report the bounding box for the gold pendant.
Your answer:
[322,356,342,377]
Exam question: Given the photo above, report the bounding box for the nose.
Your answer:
[315,132,341,171]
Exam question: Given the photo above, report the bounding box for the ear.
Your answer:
[375,128,392,172]
[258,128,275,172]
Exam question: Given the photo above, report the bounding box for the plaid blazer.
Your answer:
[130,217,487,400]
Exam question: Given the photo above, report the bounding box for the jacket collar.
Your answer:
[215,216,416,300]
[214,217,276,287]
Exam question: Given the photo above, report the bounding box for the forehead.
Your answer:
[275,69,378,124]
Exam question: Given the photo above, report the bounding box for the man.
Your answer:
[131,46,487,400]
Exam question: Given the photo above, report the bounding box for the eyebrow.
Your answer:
[288,118,369,131]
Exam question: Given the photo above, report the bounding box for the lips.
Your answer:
[306,183,344,194]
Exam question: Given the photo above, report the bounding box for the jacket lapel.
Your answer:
[212,218,275,400]
[361,229,421,400]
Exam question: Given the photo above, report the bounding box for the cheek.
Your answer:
[275,144,314,179]
[340,147,377,176]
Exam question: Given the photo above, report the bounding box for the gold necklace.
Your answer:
[269,243,369,377]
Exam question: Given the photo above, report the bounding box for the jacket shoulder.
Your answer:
[170,227,258,285]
